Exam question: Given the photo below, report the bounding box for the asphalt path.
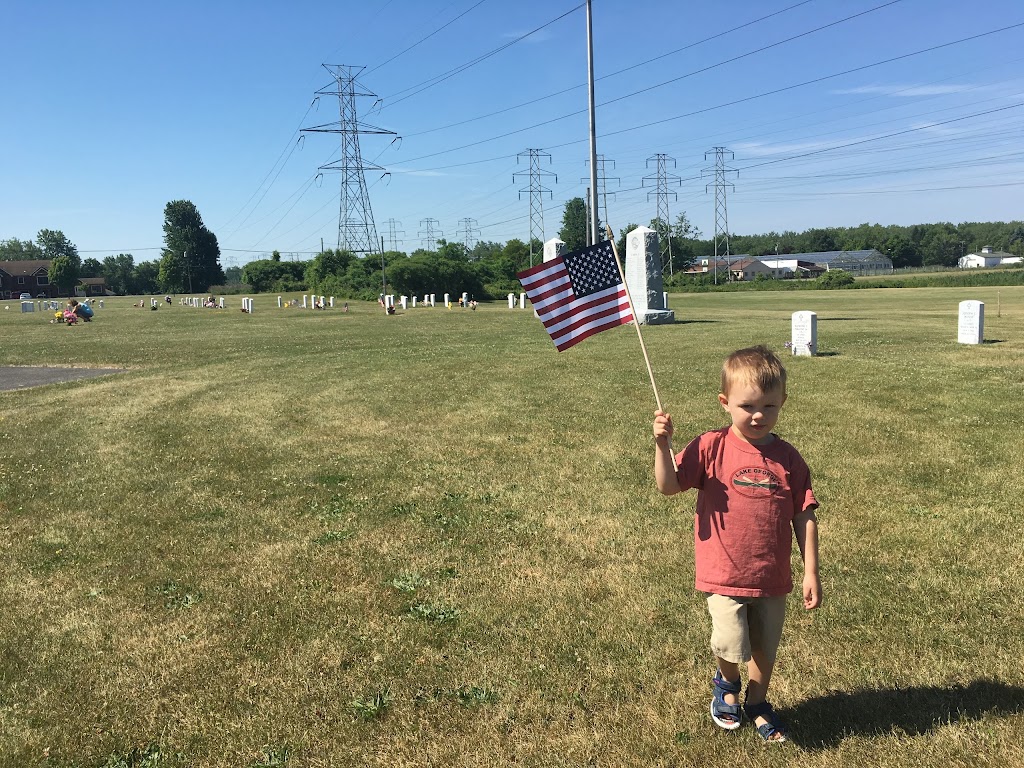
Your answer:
[0,366,126,392]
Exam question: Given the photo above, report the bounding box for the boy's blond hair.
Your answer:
[721,345,787,396]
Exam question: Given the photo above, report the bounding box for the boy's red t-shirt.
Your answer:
[675,427,818,597]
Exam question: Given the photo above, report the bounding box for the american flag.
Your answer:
[517,240,634,352]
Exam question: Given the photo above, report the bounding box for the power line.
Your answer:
[403,0,814,138]
[366,0,491,76]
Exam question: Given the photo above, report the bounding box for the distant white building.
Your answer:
[958,245,1023,269]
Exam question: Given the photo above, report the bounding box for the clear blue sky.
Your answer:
[2,0,1023,267]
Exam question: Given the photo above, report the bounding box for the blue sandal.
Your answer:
[710,670,742,730]
[744,700,787,743]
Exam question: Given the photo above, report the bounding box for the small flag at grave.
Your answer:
[517,240,633,352]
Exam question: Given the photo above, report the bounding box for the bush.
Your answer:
[816,270,855,289]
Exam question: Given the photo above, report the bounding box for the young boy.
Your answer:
[653,345,820,743]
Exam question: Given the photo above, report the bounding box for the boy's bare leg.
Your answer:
[745,650,775,727]
[716,657,742,706]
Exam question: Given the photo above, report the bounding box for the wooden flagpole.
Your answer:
[606,226,664,413]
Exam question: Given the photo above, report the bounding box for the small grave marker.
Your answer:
[957,300,984,344]
[791,311,817,356]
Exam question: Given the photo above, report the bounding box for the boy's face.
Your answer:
[718,381,787,445]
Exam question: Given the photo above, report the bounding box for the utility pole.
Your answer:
[703,147,738,284]
[582,155,618,237]
[383,218,404,252]
[418,218,442,252]
[514,149,556,267]
[302,64,397,255]
[456,218,481,253]
[643,153,681,276]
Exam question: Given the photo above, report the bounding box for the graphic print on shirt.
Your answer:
[731,466,781,498]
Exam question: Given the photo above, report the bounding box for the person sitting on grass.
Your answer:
[653,345,821,744]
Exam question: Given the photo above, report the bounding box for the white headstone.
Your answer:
[277,296,282,308]
[219,296,225,309]
[957,300,984,344]
[302,295,308,309]
[329,297,334,308]
[430,294,435,307]
[791,311,817,356]
[624,226,674,325]
[99,300,104,308]
[443,293,450,306]
[401,296,408,310]
[461,292,468,307]
[519,292,526,309]
[543,237,567,263]
[412,296,417,308]
[21,301,33,313]
[508,293,515,309]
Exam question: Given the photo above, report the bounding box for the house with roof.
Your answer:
[0,260,55,298]
[958,246,1023,269]
[77,276,110,296]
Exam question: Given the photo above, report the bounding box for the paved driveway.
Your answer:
[0,366,126,391]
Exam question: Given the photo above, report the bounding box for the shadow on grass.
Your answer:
[785,679,1024,749]
[672,319,719,325]
[982,339,1005,344]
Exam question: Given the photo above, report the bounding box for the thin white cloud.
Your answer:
[831,83,983,97]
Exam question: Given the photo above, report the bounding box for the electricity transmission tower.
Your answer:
[582,155,618,238]
[456,218,481,253]
[302,64,396,255]
[703,147,738,283]
[418,218,442,251]
[514,149,556,267]
[383,218,404,252]
[643,153,681,276]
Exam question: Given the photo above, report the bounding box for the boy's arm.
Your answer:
[653,410,681,495]
[793,509,821,609]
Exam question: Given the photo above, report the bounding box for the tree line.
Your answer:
[4,196,1022,297]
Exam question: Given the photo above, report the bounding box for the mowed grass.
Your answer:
[0,288,1022,767]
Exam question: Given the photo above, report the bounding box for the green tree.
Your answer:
[81,257,102,277]
[101,254,136,295]
[158,250,188,292]
[883,235,919,269]
[0,238,43,260]
[559,198,589,252]
[160,200,225,292]
[135,261,161,294]
[306,249,356,289]
[47,255,78,294]
[37,229,80,268]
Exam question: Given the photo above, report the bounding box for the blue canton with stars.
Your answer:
[563,241,621,298]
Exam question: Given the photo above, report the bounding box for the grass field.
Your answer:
[1,288,1023,767]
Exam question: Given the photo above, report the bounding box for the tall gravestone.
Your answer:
[791,311,817,356]
[624,226,674,324]
[543,237,566,263]
[957,300,984,344]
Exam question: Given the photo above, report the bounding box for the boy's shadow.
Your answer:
[784,679,1024,749]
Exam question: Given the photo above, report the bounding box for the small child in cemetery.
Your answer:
[652,345,820,743]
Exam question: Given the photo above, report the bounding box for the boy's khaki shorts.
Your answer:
[705,593,787,664]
